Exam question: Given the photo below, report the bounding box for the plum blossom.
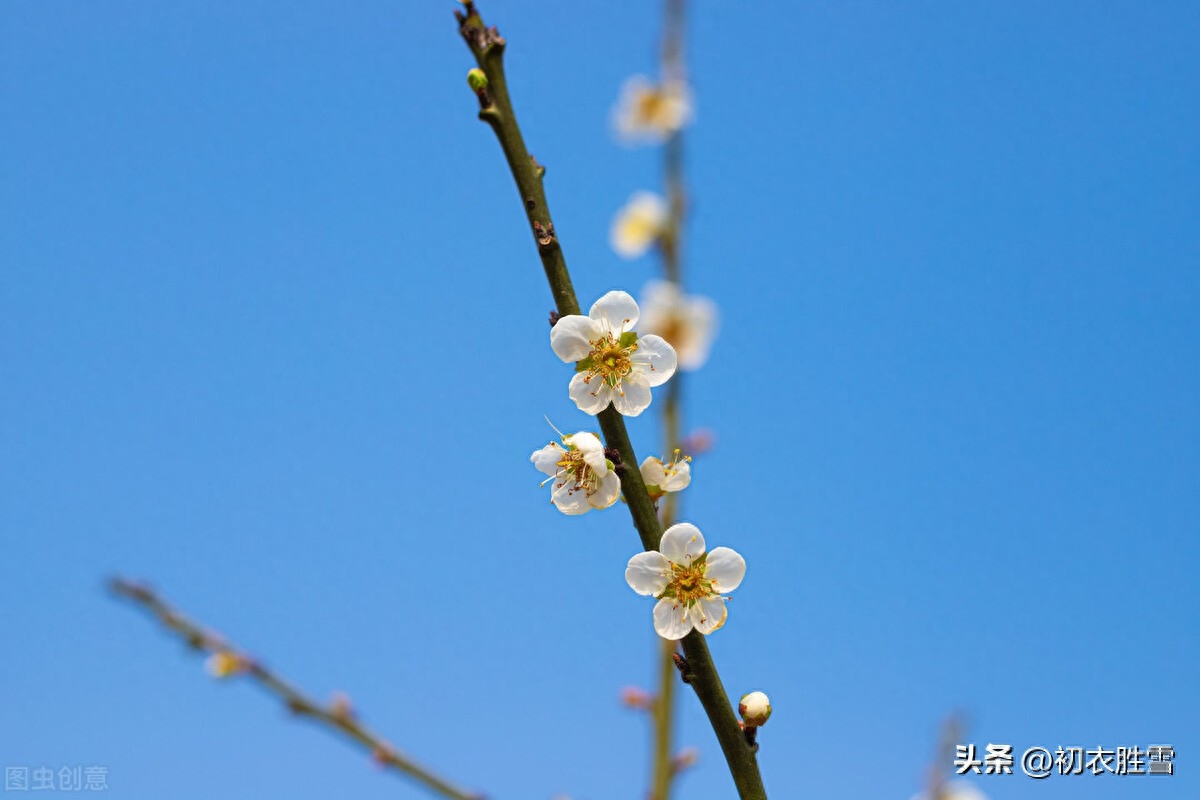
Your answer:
[612,76,694,144]
[625,522,745,640]
[610,191,668,259]
[531,430,620,515]
[640,450,691,500]
[550,290,677,417]
[638,280,718,371]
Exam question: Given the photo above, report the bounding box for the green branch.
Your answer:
[109,578,484,800]
[455,5,767,798]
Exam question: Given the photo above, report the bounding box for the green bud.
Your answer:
[467,68,489,92]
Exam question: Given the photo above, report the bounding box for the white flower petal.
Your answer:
[589,290,639,334]
[659,522,705,566]
[632,335,677,387]
[652,598,693,640]
[530,443,564,477]
[566,432,606,473]
[589,469,621,509]
[639,279,678,322]
[662,460,691,492]
[625,551,671,596]
[678,296,718,370]
[690,596,728,635]
[566,431,602,453]
[640,457,667,487]
[569,372,614,415]
[612,374,652,417]
[704,547,745,593]
[550,315,602,362]
[551,480,590,515]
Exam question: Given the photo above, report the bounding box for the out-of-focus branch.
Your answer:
[651,0,689,796]
[109,578,484,800]
[455,5,767,798]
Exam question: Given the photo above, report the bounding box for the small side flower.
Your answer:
[640,450,691,501]
[625,523,745,640]
[531,430,620,515]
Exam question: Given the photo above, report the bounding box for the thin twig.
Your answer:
[109,578,484,800]
[455,5,767,798]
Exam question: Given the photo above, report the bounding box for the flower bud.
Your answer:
[738,691,772,727]
[467,68,489,92]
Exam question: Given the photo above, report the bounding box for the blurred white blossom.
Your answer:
[610,191,668,259]
[612,76,693,144]
[639,280,718,371]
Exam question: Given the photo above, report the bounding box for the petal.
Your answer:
[565,431,606,473]
[611,374,652,417]
[551,481,590,515]
[625,551,671,595]
[589,290,639,334]
[640,457,667,487]
[589,469,621,509]
[550,315,602,362]
[638,279,679,324]
[678,296,719,371]
[631,335,677,387]
[652,598,693,640]
[704,547,745,593]
[662,460,691,492]
[530,443,564,477]
[569,372,614,415]
[659,522,705,566]
[690,596,728,635]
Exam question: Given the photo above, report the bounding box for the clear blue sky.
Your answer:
[2,2,1197,799]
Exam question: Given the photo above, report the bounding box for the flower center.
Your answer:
[667,561,712,606]
[586,334,637,387]
[635,90,667,123]
[555,450,593,493]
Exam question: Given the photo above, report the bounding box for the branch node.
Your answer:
[743,724,759,749]
[672,650,694,684]
[548,310,561,327]
[532,220,557,253]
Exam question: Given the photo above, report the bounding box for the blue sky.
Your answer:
[2,1,1197,799]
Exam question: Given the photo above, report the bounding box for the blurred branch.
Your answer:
[652,0,688,796]
[455,4,767,798]
[109,577,484,800]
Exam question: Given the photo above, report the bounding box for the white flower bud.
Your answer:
[738,691,772,727]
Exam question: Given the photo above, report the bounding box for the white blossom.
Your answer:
[610,192,668,259]
[639,280,718,371]
[640,451,691,500]
[612,76,694,144]
[625,522,745,640]
[530,430,620,515]
[550,290,677,417]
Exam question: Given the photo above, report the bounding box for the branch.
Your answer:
[109,578,484,800]
[455,5,767,798]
